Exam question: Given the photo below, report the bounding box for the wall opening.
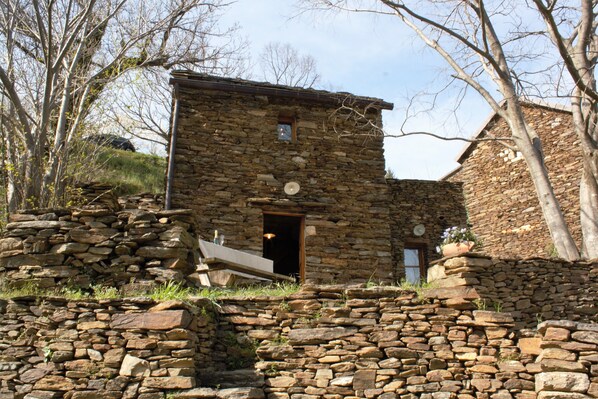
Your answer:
[404,244,427,283]
[263,213,304,281]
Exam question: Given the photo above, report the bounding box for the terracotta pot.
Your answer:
[442,241,475,257]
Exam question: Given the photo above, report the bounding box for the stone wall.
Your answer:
[447,104,582,258]
[0,285,596,399]
[428,255,598,329]
[387,179,468,278]
[0,296,214,399]
[535,320,598,399]
[170,76,393,283]
[0,207,200,290]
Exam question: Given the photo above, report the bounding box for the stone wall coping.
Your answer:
[430,253,596,266]
[0,295,214,311]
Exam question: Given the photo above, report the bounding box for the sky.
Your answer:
[218,0,494,180]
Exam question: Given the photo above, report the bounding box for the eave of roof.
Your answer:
[454,99,572,164]
[170,70,394,111]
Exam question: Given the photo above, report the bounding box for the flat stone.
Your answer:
[104,348,126,368]
[539,348,576,361]
[535,372,590,393]
[288,327,357,345]
[540,359,587,373]
[353,369,376,390]
[119,354,150,377]
[571,331,598,344]
[519,338,542,355]
[537,392,592,399]
[70,228,118,244]
[33,376,75,391]
[24,391,62,399]
[77,321,109,330]
[50,243,90,254]
[170,388,217,398]
[71,392,122,399]
[218,388,265,399]
[267,377,296,388]
[136,246,189,259]
[384,348,417,359]
[110,310,191,330]
[0,254,64,268]
[0,237,23,253]
[19,368,50,384]
[473,311,514,324]
[424,286,481,300]
[330,376,353,386]
[544,327,571,341]
[142,376,195,389]
[498,361,526,373]
[6,221,80,230]
[126,339,157,349]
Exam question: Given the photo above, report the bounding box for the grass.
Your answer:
[146,281,194,301]
[0,280,301,303]
[0,281,42,299]
[95,148,166,196]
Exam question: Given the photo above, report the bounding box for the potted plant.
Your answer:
[437,226,481,257]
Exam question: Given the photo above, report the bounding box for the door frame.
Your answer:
[263,211,305,282]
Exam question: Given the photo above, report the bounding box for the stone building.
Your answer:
[445,102,582,258]
[165,72,467,284]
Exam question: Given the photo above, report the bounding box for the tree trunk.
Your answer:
[507,110,581,261]
[580,159,598,259]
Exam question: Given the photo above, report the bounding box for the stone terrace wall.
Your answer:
[535,320,598,398]
[447,104,582,258]
[0,286,596,398]
[428,255,598,329]
[0,208,201,290]
[387,179,468,278]
[0,296,214,399]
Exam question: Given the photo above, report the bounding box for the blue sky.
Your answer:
[220,0,493,180]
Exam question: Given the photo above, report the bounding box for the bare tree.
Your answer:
[98,40,250,148]
[532,0,598,259]
[306,0,597,260]
[259,42,320,88]
[0,0,241,210]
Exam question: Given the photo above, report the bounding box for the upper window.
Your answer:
[277,123,293,141]
[277,116,296,142]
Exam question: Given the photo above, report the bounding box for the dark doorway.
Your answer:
[263,213,304,281]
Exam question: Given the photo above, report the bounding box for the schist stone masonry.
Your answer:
[166,73,466,284]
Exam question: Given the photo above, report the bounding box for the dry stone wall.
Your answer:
[387,179,468,278]
[0,208,200,291]
[170,83,393,283]
[0,283,595,399]
[534,320,598,399]
[447,104,582,258]
[428,255,598,329]
[0,297,214,399]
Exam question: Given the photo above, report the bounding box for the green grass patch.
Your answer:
[95,148,166,196]
[146,281,193,301]
[0,281,42,299]
[199,282,301,300]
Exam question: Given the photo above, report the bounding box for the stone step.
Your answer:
[170,387,265,399]
[201,369,265,388]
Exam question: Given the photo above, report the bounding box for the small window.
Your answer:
[277,116,296,142]
[404,245,426,284]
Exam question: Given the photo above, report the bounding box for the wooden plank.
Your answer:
[198,258,295,282]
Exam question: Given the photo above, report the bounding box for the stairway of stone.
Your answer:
[171,369,265,399]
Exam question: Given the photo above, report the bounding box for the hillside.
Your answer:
[94,148,166,196]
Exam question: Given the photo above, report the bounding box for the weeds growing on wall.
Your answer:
[0,279,301,303]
